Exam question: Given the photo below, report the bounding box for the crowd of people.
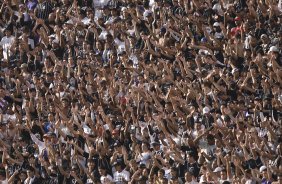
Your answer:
[0,0,282,183]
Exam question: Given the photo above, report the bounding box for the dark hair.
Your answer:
[158,169,165,175]
[222,181,231,184]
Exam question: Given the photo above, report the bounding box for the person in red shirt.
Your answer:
[230,16,242,37]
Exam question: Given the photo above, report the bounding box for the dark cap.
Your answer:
[118,51,127,56]
[26,166,35,172]
[151,141,161,146]
[139,163,146,168]
[160,27,166,33]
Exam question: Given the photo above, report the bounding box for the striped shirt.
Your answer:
[35,1,53,20]
[92,0,110,8]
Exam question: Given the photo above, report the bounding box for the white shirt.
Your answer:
[100,174,113,184]
[113,170,130,183]
[0,180,8,184]
[82,17,91,25]
[185,180,198,184]
[28,38,35,49]
[114,38,125,53]
[30,133,46,154]
[0,35,15,60]
[138,151,152,167]
[24,176,37,184]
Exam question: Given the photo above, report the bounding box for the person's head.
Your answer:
[144,11,153,22]
[158,169,165,178]
[4,28,12,37]
[234,16,242,26]
[185,170,194,182]
[112,129,120,139]
[165,102,173,113]
[139,163,147,171]
[172,0,179,6]
[167,17,175,28]
[0,87,6,98]
[194,121,202,131]
[207,134,215,145]
[96,40,104,50]
[220,169,227,180]
[170,167,178,179]
[61,98,69,108]
[260,34,269,43]
[244,48,252,59]
[187,152,196,163]
[19,4,26,12]
[47,113,54,122]
[118,51,128,62]
[152,142,161,151]
[26,167,35,177]
[260,165,268,178]
[98,166,107,176]
[114,162,122,171]
[28,155,36,164]
[19,171,27,181]
[87,159,96,170]
[141,142,150,152]
[49,133,57,143]
[213,22,221,32]
[28,88,36,97]
[97,17,105,26]
[268,46,280,58]
[222,181,231,184]
[62,0,69,5]
[48,12,56,22]
[203,106,210,116]
[71,164,80,175]
[20,63,28,72]
[86,9,94,19]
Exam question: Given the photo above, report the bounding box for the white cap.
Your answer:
[260,34,268,39]
[232,68,239,74]
[259,165,267,172]
[212,4,220,11]
[52,39,59,44]
[203,107,210,114]
[66,19,74,25]
[268,46,279,53]
[213,167,223,172]
[199,175,207,183]
[212,4,224,15]
[213,22,220,27]
[143,10,152,18]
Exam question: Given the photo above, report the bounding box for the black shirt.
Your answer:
[0,96,13,113]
